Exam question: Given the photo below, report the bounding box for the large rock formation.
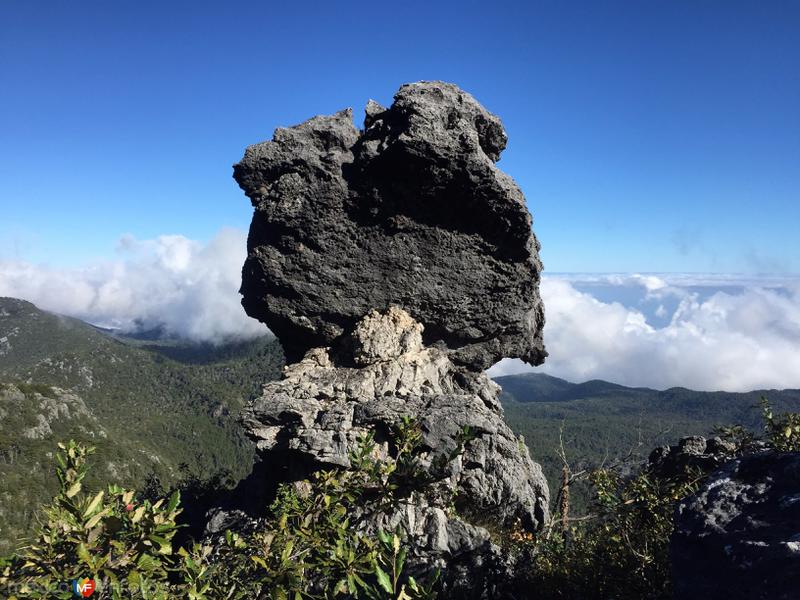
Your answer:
[232,82,549,596]
[234,81,546,372]
[672,451,800,600]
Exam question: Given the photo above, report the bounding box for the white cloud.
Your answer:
[489,275,800,392]
[0,228,266,343]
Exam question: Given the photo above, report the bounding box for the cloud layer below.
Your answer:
[490,274,800,392]
[0,228,265,343]
[2,230,799,391]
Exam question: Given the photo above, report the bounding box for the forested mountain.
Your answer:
[0,297,283,552]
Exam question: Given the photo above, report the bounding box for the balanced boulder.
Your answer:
[234,81,546,371]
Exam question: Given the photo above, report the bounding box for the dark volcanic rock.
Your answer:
[234,81,545,371]
[672,451,800,600]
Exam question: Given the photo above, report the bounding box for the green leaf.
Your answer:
[83,490,104,517]
[251,556,268,569]
[281,539,294,562]
[149,534,169,546]
[77,542,92,565]
[167,490,181,513]
[66,482,82,498]
[84,507,110,530]
[149,534,172,555]
[136,553,159,572]
[128,569,141,588]
[374,564,393,593]
[131,505,146,523]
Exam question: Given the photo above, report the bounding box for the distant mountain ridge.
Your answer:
[495,371,796,404]
[496,372,639,402]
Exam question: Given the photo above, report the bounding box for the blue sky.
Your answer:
[1,0,799,272]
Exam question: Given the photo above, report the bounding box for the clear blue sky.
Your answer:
[1,1,798,272]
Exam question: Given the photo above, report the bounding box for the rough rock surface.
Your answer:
[672,451,800,600]
[648,435,739,479]
[234,81,545,371]
[240,307,549,595]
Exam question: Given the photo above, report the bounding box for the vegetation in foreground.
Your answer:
[2,422,441,599]
[3,399,799,599]
[513,396,800,599]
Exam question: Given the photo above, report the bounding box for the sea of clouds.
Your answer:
[0,228,265,343]
[1,229,799,392]
[489,274,800,392]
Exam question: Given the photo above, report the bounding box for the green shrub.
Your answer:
[515,396,800,600]
[2,440,182,598]
[521,466,703,600]
[2,424,439,599]
[760,396,800,452]
[192,425,439,599]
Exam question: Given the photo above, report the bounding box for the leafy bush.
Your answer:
[3,441,182,598]
[2,424,438,599]
[522,466,703,600]
[191,423,439,599]
[760,396,800,451]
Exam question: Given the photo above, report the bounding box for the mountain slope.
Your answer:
[0,383,111,551]
[0,297,284,552]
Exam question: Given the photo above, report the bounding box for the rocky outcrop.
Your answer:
[672,451,800,600]
[240,307,549,595]
[648,435,740,479]
[233,81,545,372]
[0,383,99,441]
[233,82,549,596]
